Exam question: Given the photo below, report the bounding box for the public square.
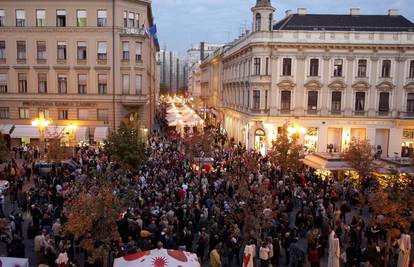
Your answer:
[0,0,414,267]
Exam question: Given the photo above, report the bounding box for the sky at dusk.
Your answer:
[152,0,414,56]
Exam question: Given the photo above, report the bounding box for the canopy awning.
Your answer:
[10,125,39,138]
[113,249,200,267]
[76,127,89,142]
[0,124,14,135]
[301,153,351,171]
[94,127,109,142]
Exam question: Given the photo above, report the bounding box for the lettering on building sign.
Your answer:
[22,101,97,107]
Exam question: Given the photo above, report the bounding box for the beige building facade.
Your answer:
[0,0,159,146]
[201,0,414,157]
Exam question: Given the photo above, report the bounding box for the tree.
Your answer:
[103,122,146,170]
[341,138,375,178]
[46,137,72,163]
[268,124,303,172]
[368,187,414,253]
[64,182,122,264]
[0,134,9,163]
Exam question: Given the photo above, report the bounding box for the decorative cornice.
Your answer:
[404,82,414,92]
[396,56,407,62]
[53,66,70,71]
[0,66,10,70]
[346,55,355,61]
[370,55,379,61]
[13,66,30,70]
[328,80,347,90]
[352,80,371,91]
[73,66,91,71]
[33,66,50,70]
[120,66,132,71]
[94,66,111,71]
[304,80,323,90]
[322,55,331,61]
[277,79,296,90]
[376,81,395,91]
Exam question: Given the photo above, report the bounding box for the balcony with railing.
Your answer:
[306,109,320,116]
[329,110,343,116]
[399,111,414,118]
[353,110,368,117]
[120,94,148,107]
[121,27,146,37]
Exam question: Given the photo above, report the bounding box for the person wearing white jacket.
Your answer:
[243,240,256,267]
[397,232,411,267]
[327,230,340,267]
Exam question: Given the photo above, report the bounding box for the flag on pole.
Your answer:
[149,24,160,50]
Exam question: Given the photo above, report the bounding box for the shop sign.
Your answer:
[22,101,97,107]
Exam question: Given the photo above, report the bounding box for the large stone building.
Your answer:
[201,0,414,157]
[0,0,159,146]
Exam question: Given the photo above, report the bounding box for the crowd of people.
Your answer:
[0,103,413,267]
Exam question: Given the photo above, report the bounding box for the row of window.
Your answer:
[0,9,107,27]
[225,90,414,114]
[224,58,414,79]
[0,107,109,121]
[0,9,142,28]
[0,40,142,62]
[0,73,142,95]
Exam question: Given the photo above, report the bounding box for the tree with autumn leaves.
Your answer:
[64,180,123,265]
[0,134,9,163]
[46,137,73,163]
[268,124,303,173]
[341,138,376,179]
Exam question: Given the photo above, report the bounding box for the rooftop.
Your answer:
[273,14,414,32]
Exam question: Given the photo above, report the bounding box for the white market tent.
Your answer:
[113,249,200,267]
[0,257,29,267]
[165,97,203,128]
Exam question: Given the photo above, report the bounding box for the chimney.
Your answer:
[297,8,307,15]
[350,8,360,16]
[285,10,293,17]
[388,9,398,16]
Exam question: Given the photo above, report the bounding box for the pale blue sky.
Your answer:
[152,0,414,55]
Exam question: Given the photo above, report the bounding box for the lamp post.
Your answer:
[31,113,51,157]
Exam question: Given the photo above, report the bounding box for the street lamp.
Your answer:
[31,113,51,156]
[65,124,78,147]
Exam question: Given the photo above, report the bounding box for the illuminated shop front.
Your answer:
[254,129,266,155]
[402,129,414,157]
[304,127,318,153]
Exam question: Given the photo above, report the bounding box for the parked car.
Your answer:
[61,159,81,172]
[34,162,53,177]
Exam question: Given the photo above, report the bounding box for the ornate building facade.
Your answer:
[202,0,414,156]
[0,0,159,145]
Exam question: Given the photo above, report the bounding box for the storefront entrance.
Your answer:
[254,129,266,155]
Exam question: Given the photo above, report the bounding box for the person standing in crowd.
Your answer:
[210,244,222,267]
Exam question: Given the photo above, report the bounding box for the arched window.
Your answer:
[269,14,273,31]
[255,13,261,32]
[254,128,266,154]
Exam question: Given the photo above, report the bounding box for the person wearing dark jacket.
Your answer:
[8,235,25,258]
